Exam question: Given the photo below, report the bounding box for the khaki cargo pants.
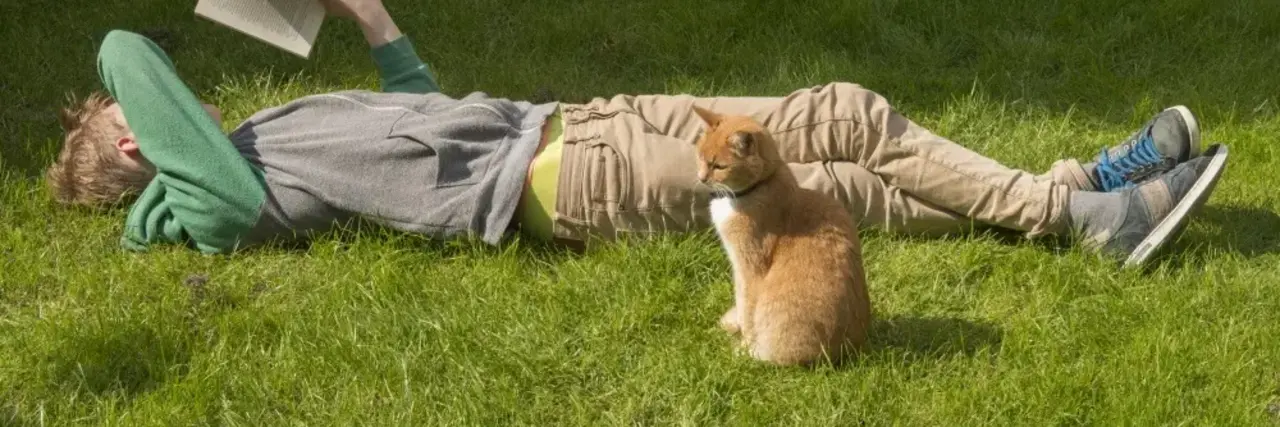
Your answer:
[551,82,1089,242]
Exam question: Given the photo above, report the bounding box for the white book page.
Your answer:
[195,0,326,58]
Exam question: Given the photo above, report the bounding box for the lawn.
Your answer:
[3,0,1280,425]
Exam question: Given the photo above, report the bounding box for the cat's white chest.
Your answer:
[709,197,747,324]
[709,198,737,229]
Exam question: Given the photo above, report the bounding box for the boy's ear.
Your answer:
[692,106,722,128]
[115,135,139,155]
[729,131,754,156]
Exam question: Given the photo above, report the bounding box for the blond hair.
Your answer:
[46,92,154,208]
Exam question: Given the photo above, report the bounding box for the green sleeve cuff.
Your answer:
[370,36,440,94]
[371,36,420,73]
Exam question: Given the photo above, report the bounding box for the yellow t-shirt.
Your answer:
[517,108,564,241]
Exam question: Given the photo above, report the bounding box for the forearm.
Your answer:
[323,0,438,93]
[352,3,403,47]
[99,31,253,188]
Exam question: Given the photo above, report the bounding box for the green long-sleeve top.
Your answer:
[100,30,439,253]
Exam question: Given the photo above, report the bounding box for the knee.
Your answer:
[789,82,880,107]
[824,82,868,93]
[828,82,887,104]
[822,82,897,132]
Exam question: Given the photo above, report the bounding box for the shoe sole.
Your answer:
[1123,143,1228,268]
[1168,105,1202,159]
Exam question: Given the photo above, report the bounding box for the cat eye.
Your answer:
[709,163,727,170]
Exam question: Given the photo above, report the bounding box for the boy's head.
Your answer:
[46,92,155,208]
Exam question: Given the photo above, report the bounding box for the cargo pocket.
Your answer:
[387,111,493,188]
[583,139,631,214]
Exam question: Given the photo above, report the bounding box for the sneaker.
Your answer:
[1091,106,1202,192]
[1077,144,1228,267]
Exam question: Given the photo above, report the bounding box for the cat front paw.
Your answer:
[719,307,742,335]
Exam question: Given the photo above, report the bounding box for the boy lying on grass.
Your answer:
[48,0,1226,267]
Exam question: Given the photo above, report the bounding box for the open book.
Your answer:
[195,0,326,58]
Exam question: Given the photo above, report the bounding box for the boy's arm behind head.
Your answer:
[94,30,267,253]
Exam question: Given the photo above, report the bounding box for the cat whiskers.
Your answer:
[711,183,738,201]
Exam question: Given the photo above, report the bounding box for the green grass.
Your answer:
[3,0,1280,424]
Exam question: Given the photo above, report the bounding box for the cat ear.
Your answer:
[692,106,722,128]
[729,131,754,156]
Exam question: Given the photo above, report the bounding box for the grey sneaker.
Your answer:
[1078,144,1228,267]
[1090,106,1202,192]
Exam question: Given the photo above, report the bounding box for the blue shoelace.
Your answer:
[1095,129,1164,191]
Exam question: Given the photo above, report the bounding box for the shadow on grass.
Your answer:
[867,315,1002,362]
[892,202,1279,266]
[48,325,190,400]
[874,225,1072,257]
[1184,204,1280,258]
[1150,203,1280,268]
[248,217,583,261]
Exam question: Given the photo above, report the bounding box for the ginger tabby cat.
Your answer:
[692,106,872,366]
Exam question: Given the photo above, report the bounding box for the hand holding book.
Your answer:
[195,0,402,58]
[316,0,381,19]
[319,0,403,47]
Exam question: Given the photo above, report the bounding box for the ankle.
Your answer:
[1067,190,1125,239]
[1080,161,1100,189]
